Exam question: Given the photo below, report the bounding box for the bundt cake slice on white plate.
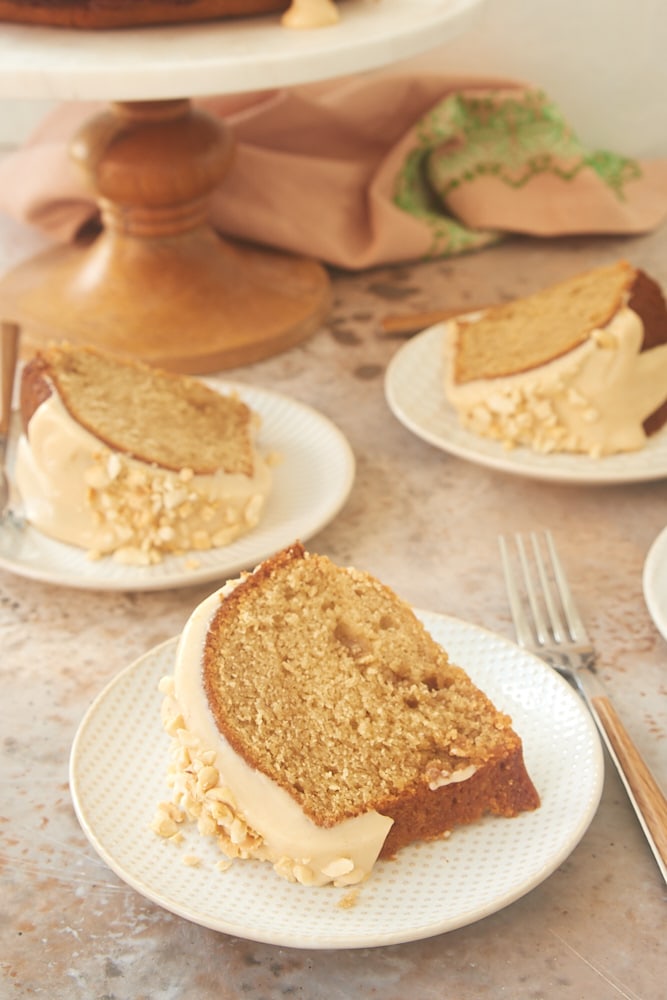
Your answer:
[156,541,540,887]
[444,260,667,457]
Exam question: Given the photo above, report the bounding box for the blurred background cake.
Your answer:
[444,260,667,457]
[0,0,340,28]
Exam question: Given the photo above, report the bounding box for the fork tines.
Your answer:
[499,530,590,651]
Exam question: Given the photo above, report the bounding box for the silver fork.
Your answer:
[0,321,20,523]
[500,530,667,884]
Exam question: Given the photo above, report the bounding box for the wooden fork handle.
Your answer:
[1,322,20,439]
[379,304,491,337]
[591,694,667,876]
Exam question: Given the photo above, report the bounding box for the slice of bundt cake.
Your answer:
[15,343,272,564]
[444,260,667,456]
[155,542,540,887]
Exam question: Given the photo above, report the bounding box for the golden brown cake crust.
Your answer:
[0,0,289,28]
[378,746,540,858]
[20,353,55,429]
[628,269,667,435]
[20,343,256,475]
[202,542,540,849]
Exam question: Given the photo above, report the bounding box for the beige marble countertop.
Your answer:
[1,212,666,999]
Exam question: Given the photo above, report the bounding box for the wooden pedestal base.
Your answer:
[0,230,331,373]
[0,98,331,373]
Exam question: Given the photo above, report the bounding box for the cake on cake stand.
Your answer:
[0,0,485,373]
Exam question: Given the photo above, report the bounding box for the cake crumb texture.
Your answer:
[20,343,255,475]
[454,260,637,382]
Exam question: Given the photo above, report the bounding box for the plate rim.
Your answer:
[0,379,355,591]
[69,610,604,950]
[385,323,667,486]
[0,0,487,101]
[642,525,667,642]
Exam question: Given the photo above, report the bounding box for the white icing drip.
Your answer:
[172,589,393,887]
[428,764,477,791]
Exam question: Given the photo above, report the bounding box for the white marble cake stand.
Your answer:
[0,0,485,372]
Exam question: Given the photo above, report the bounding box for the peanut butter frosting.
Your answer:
[15,393,272,564]
[444,307,667,457]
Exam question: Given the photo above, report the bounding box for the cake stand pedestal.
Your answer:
[0,0,485,372]
[0,98,331,373]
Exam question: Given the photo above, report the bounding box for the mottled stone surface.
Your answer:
[1,214,666,999]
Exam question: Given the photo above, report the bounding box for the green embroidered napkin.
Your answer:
[395,87,652,258]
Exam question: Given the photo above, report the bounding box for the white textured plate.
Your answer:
[69,611,603,950]
[385,323,667,485]
[642,526,667,642]
[0,381,354,591]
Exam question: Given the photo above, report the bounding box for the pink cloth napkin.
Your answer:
[1,73,666,270]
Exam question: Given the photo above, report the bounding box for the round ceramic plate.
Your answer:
[69,611,603,950]
[0,381,355,591]
[385,324,667,485]
[642,526,667,642]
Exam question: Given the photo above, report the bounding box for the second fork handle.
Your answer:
[590,693,667,881]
